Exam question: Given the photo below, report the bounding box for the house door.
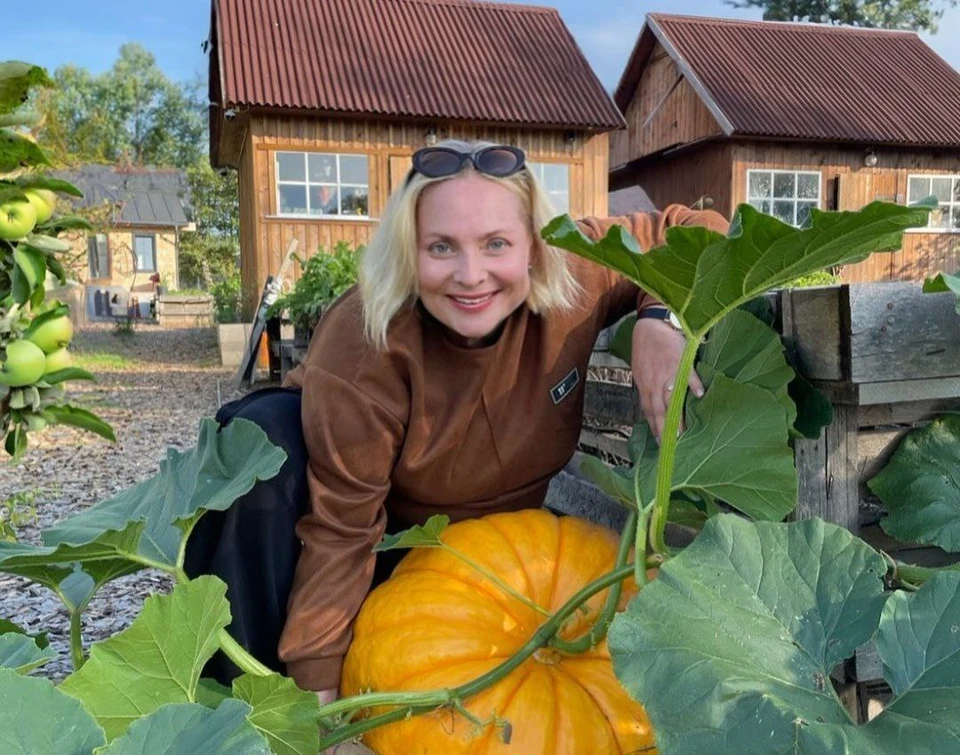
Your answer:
[836,172,902,282]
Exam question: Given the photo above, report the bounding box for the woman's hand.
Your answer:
[631,318,704,444]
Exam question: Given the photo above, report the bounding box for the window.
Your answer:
[275,152,370,218]
[133,234,156,272]
[907,174,960,231]
[87,233,109,279]
[747,170,821,227]
[528,162,570,214]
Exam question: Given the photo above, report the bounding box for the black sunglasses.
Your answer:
[405,145,526,186]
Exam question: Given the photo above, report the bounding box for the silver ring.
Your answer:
[665,383,674,393]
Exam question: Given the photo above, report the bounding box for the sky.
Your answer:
[2,0,958,93]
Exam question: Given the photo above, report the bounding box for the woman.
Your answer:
[185,140,728,708]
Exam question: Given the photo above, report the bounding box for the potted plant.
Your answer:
[268,241,361,347]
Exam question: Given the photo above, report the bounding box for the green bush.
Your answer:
[783,270,840,288]
[268,241,362,332]
[210,273,243,324]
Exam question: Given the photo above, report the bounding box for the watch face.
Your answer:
[668,312,682,330]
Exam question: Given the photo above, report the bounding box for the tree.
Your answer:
[725,0,957,32]
[36,44,205,168]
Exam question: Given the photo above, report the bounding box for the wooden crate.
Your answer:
[157,294,215,328]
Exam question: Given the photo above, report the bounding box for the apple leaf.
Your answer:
[15,175,83,197]
[43,404,115,440]
[59,576,232,741]
[0,669,106,754]
[36,215,94,235]
[374,514,450,551]
[22,233,72,253]
[609,516,891,754]
[41,367,97,385]
[13,247,46,292]
[0,184,28,204]
[0,128,49,173]
[543,200,934,337]
[0,62,53,116]
[0,630,56,673]
[869,414,960,552]
[233,673,321,755]
[97,699,271,755]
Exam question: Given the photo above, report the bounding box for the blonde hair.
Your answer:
[359,138,581,349]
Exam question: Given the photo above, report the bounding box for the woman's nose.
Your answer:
[453,250,486,287]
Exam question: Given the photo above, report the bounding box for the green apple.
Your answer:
[23,188,57,224]
[28,315,74,354]
[0,340,47,387]
[0,198,37,241]
[43,347,72,375]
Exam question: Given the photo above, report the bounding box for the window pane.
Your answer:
[773,173,796,199]
[548,190,569,214]
[279,184,308,214]
[541,164,569,193]
[932,177,953,202]
[308,153,337,183]
[340,187,368,216]
[797,202,817,226]
[339,155,368,185]
[748,172,771,198]
[932,206,950,228]
[952,206,960,230]
[797,174,819,200]
[277,153,305,182]
[773,200,795,224]
[310,185,339,215]
[749,198,771,215]
[908,176,929,203]
[954,178,960,203]
[134,236,155,271]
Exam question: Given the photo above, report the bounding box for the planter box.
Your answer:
[218,322,256,368]
[157,294,215,328]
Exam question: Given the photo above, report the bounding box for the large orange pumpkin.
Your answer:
[341,509,656,754]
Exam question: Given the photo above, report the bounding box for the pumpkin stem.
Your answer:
[444,545,552,617]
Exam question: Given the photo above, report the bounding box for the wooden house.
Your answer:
[53,165,194,319]
[610,14,960,283]
[207,0,626,317]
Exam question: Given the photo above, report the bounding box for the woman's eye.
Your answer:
[488,238,507,251]
[430,242,452,255]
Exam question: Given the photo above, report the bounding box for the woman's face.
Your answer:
[416,173,533,347]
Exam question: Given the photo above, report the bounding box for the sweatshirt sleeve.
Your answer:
[576,204,729,324]
[277,361,405,691]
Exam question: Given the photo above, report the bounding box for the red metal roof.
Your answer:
[615,14,960,148]
[211,0,625,130]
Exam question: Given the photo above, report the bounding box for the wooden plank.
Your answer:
[859,398,960,427]
[792,404,859,532]
[583,381,638,425]
[579,428,630,460]
[781,287,846,381]
[849,283,960,383]
[858,377,960,405]
[857,427,912,499]
[545,468,630,532]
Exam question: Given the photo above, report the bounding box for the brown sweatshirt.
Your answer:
[278,206,729,690]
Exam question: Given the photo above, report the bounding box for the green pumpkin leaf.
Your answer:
[196,678,233,708]
[0,62,53,115]
[0,631,56,673]
[0,128,49,173]
[233,673,321,755]
[923,271,960,314]
[543,200,934,338]
[0,668,105,753]
[96,699,271,755]
[43,403,115,441]
[59,576,231,741]
[609,516,889,754]
[374,514,450,552]
[870,414,960,552]
[788,370,835,439]
[608,313,636,364]
[0,418,285,587]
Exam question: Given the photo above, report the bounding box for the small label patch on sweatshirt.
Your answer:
[550,368,580,405]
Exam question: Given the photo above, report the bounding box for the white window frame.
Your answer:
[528,161,570,215]
[275,151,371,220]
[133,233,156,272]
[746,169,821,227]
[906,174,960,233]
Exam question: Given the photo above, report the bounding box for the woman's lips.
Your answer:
[448,292,497,311]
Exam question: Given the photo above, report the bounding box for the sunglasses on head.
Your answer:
[404,145,526,186]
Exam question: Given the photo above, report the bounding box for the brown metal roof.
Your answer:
[615,14,960,148]
[210,0,625,131]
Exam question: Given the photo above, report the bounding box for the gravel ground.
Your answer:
[0,321,246,682]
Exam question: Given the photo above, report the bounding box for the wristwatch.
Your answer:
[637,306,682,331]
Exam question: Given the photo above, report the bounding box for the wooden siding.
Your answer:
[613,143,734,217]
[609,44,723,168]
[238,114,610,317]
[730,142,960,283]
